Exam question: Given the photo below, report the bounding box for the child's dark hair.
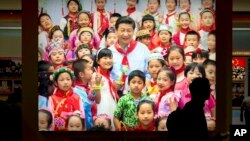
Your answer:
[66,115,85,130]
[200,8,215,17]
[178,11,191,20]
[72,59,90,79]
[110,13,122,19]
[88,124,111,131]
[184,62,206,78]
[158,66,176,90]
[148,0,160,4]
[67,0,81,11]
[191,49,209,59]
[115,16,136,30]
[95,48,113,71]
[137,99,156,114]
[77,11,91,20]
[39,109,53,128]
[75,44,92,58]
[208,30,216,37]
[38,60,53,72]
[148,58,166,67]
[128,70,146,84]
[165,0,177,6]
[166,45,185,62]
[185,30,200,41]
[202,59,216,69]
[38,13,52,25]
[49,25,64,39]
[129,0,139,4]
[103,27,116,40]
[141,14,156,30]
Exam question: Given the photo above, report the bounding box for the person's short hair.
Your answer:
[184,62,206,78]
[72,59,90,79]
[39,109,53,127]
[110,13,122,19]
[67,0,81,11]
[189,77,210,101]
[115,16,136,30]
[38,13,52,25]
[141,14,156,30]
[137,99,155,114]
[191,49,209,59]
[202,59,215,68]
[128,70,146,84]
[75,44,92,58]
[185,30,200,41]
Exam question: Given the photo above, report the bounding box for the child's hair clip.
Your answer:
[93,114,112,121]
[61,110,85,119]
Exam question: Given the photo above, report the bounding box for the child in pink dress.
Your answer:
[155,67,181,115]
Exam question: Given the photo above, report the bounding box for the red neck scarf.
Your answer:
[180,27,190,34]
[156,88,173,112]
[114,40,137,83]
[159,42,171,49]
[149,31,156,51]
[135,122,155,131]
[127,7,136,16]
[97,8,105,28]
[66,14,77,32]
[150,79,157,87]
[175,65,185,75]
[98,67,120,100]
[200,26,212,33]
[54,87,74,98]
[74,80,90,93]
[165,11,176,24]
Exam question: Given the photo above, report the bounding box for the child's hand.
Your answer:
[169,100,177,112]
[113,80,124,90]
[158,13,164,24]
[206,119,216,131]
[94,69,102,85]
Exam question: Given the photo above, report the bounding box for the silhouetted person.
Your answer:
[167,78,210,141]
[240,96,250,128]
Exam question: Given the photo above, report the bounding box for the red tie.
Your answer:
[114,40,137,83]
[127,7,136,16]
[165,11,176,24]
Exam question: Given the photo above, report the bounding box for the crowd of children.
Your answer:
[38,0,216,131]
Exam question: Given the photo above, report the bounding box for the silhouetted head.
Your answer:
[189,77,210,102]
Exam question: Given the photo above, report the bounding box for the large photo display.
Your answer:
[38,0,216,132]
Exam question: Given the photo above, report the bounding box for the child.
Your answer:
[60,0,81,40]
[99,13,121,48]
[183,30,201,66]
[179,62,206,109]
[146,52,166,100]
[38,109,53,131]
[45,38,66,70]
[113,70,148,131]
[192,48,209,65]
[202,59,216,131]
[155,112,168,131]
[66,112,85,131]
[155,67,181,114]
[172,11,191,46]
[207,30,216,61]
[152,24,172,53]
[48,67,84,131]
[134,99,156,131]
[135,29,151,48]
[122,0,142,32]
[145,0,163,30]
[67,11,92,61]
[102,27,117,48]
[94,48,120,130]
[81,54,94,67]
[38,13,54,52]
[203,59,216,98]
[198,8,215,51]
[165,46,186,93]
[73,59,102,130]
[93,114,112,131]
[178,0,198,31]
[91,0,110,38]
[77,27,97,54]
[164,0,178,34]
[141,14,159,51]
[75,44,92,59]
